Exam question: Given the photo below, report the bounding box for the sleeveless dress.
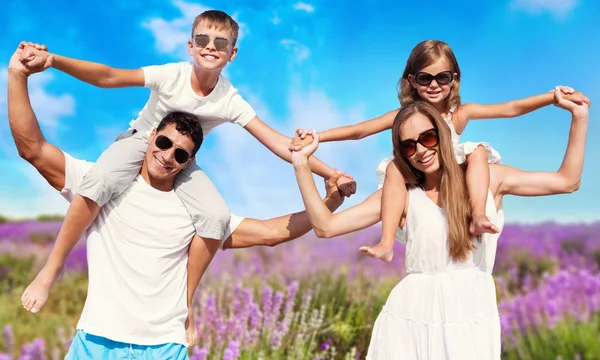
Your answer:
[376,107,501,187]
[365,187,504,360]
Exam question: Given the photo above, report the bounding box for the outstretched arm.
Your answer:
[7,43,66,191]
[244,116,348,182]
[19,41,144,88]
[222,173,345,250]
[493,90,589,197]
[455,86,590,134]
[318,108,399,142]
[291,132,382,238]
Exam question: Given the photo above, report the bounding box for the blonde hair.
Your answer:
[191,10,240,47]
[391,102,473,262]
[398,40,461,112]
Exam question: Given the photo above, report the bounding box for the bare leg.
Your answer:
[22,195,99,313]
[466,146,499,236]
[359,161,406,262]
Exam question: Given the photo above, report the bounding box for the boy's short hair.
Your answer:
[156,112,204,156]
[191,10,240,47]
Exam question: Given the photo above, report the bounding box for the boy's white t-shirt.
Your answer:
[60,153,244,346]
[129,62,256,135]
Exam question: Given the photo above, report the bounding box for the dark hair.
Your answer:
[191,10,240,47]
[156,112,204,155]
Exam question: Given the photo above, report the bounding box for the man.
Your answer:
[8,44,344,359]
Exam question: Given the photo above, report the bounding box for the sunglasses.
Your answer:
[154,135,191,164]
[413,71,454,86]
[399,128,439,157]
[194,34,229,51]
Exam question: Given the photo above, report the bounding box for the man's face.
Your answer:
[145,123,196,183]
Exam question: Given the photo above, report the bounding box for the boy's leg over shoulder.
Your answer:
[175,161,231,239]
[78,131,148,207]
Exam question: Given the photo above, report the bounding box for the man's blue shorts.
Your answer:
[65,330,188,359]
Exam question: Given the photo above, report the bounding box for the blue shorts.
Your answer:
[65,331,188,359]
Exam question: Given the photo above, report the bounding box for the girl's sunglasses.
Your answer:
[399,128,439,157]
[413,71,454,86]
[194,34,229,51]
[155,135,191,164]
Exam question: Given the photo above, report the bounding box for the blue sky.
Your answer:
[0,0,598,223]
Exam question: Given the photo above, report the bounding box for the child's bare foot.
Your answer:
[337,176,356,197]
[470,214,499,237]
[184,310,198,348]
[21,265,64,313]
[359,241,394,262]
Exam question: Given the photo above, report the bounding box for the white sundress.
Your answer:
[365,186,504,360]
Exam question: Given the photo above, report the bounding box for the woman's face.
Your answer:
[399,113,441,175]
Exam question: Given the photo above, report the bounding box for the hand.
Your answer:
[8,42,53,76]
[289,128,314,152]
[553,86,588,117]
[323,171,344,209]
[290,129,320,158]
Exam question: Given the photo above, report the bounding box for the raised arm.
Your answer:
[492,90,588,197]
[454,86,590,134]
[318,108,399,142]
[19,41,144,88]
[291,132,382,238]
[7,43,66,191]
[222,173,345,250]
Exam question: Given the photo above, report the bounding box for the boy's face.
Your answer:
[188,21,237,72]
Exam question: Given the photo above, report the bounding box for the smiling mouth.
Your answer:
[202,54,219,60]
[154,156,170,170]
[418,153,435,165]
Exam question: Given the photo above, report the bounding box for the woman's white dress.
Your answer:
[365,184,505,360]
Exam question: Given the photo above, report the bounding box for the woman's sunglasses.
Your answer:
[194,34,229,51]
[413,71,454,86]
[399,128,439,157]
[155,135,191,164]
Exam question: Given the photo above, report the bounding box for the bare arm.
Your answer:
[7,64,66,191]
[319,108,399,142]
[186,235,220,308]
[222,185,343,250]
[380,161,408,242]
[494,92,588,197]
[291,141,382,237]
[455,89,590,134]
[51,54,145,88]
[244,116,337,179]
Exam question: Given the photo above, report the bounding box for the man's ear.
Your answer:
[183,155,195,169]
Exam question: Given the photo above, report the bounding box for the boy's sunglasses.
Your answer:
[399,128,439,157]
[155,135,191,164]
[194,34,229,51]
[413,71,454,86]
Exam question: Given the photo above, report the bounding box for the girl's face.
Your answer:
[408,58,456,107]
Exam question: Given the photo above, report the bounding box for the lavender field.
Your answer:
[0,219,599,359]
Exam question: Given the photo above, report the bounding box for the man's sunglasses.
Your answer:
[194,34,229,51]
[155,135,191,164]
[399,128,439,157]
[413,71,454,86]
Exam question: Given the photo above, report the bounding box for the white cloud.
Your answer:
[510,0,578,19]
[142,0,249,60]
[280,39,311,63]
[293,2,315,13]
[269,12,282,25]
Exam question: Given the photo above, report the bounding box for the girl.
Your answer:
[298,39,588,262]
[289,91,589,359]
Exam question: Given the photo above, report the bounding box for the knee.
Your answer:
[466,145,487,162]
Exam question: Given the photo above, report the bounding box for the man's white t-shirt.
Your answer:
[129,62,256,135]
[60,153,244,346]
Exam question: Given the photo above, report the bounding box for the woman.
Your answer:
[289,88,588,359]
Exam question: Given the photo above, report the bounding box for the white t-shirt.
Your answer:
[129,62,256,135]
[60,153,244,345]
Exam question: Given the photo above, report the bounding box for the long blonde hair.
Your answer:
[398,40,461,112]
[391,102,473,262]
